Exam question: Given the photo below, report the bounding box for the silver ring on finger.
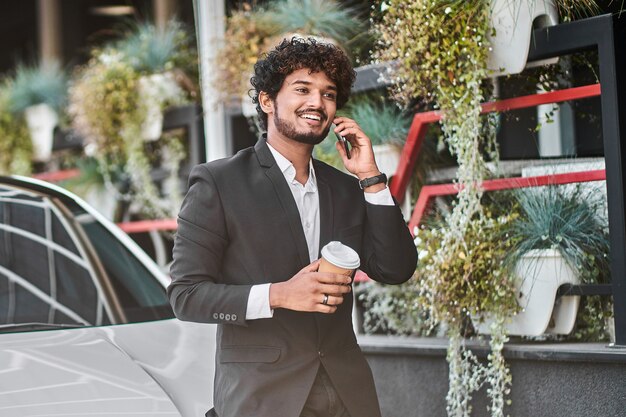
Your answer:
[322,294,329,305]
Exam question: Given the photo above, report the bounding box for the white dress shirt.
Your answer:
[245,143,394,319]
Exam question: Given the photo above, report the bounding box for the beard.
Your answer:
[273,107,330,146]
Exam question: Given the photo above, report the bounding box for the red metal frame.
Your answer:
[355,83,604,283]
[410,169,607,234]
[116,218,178,233]
[389,83,602,204]
[32,169,81,182]
[354,168,607,283]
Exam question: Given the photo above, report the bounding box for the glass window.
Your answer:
[76,214,174,323]
[0,185,105,328]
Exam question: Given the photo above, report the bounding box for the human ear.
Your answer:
[259,92,274,114]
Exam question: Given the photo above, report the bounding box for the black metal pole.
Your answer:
[528,14,626,345]
[599,14,626,346]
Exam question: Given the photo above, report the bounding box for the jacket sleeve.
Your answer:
[360,200,417,285]
[167,164,252,326]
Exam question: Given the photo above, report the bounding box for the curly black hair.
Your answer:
[250,37,356,130]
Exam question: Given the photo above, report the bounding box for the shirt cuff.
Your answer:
[363,186,394,206]
[246,283,274,320]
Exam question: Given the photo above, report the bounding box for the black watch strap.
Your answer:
[359,173,387,190]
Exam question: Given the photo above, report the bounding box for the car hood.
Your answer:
[0,320,215,417]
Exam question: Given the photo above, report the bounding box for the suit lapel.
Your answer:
[312,160,336,338]
[255,138,310,267]
[315,161,333,258]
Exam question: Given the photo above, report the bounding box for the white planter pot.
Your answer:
[488,0,559,76]
[373,143,401,177]
[83,185,118,221]
[138,72,183,141]
[24,103,58,162]
[474,249,580,336]
[372,143,412,220]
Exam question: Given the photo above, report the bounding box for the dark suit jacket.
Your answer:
[168,138,417,417]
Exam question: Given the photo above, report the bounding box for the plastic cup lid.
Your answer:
[321,241,360,269]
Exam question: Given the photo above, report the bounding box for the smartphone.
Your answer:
[332,124,351,159]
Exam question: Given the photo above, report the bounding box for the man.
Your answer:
[168,37,417,417]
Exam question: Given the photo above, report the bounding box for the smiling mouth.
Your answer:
[298,110,325,123]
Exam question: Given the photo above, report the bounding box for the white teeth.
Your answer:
[301,114,321,121]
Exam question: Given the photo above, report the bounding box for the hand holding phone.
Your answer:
[332,124,351,159]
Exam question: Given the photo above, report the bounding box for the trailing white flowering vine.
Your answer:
[375,1,514,416]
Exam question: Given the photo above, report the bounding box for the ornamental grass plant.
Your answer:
[6,62,67,114]
[509,183,613,342]
[344,97,412,147]
[510,184,610,281]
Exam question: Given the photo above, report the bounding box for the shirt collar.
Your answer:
[267,142,317,192]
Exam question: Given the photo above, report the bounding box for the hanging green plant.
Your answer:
[0,87,32,175]
[69,20,196,220]
[416,211,520,416]
[374,0,496,230]
[374,1,509,415]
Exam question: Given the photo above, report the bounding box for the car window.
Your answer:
[0,185,108,328]
[75,214,174,323]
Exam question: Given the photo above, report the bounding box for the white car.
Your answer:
[0,176,216,417]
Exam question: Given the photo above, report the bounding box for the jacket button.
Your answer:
[225,314,231,320]
[219,313,225,319]
[319,351,325,358]
[213,313,218,319]
[232,314,237,321]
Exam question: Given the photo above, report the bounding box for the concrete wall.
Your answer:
[359,336,626,417]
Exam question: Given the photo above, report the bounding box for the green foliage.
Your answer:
[569,296,613,342]
[215,0,366,98]
[356,280,435,336]
[0,89,32,175]
[60,157,105,195]
[6,62,67,113]
[374,7,509,413]
[554,0,601,20]
[416,212,520,324]
[375,0,498,239]
[369,2,615,415]
[415,212,519,417]
[374,0,491,108]
[70,58,141,167]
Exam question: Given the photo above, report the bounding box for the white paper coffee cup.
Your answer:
[319,241,360,276]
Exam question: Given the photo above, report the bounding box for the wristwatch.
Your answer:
[358,173,387,190]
